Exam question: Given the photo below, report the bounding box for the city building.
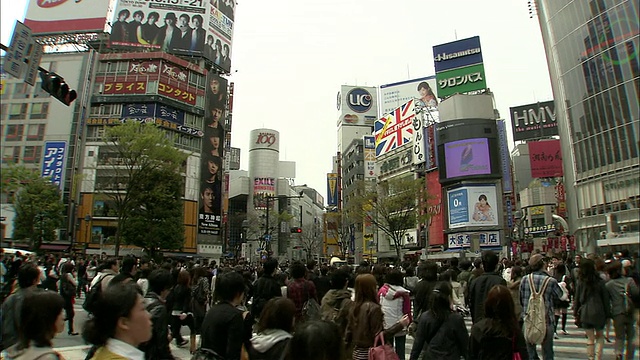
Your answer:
[535,0,639,252]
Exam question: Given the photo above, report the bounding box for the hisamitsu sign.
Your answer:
[433,36,483,73]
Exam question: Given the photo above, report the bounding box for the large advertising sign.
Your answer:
[327,173,338,207]
[198,72,228,235]
[510,101,557,141]
[24,0,110,34]
[110,0,235,73]
[363,136,376,180]
[253,177,275,210]
[447,185,499,229]
[444,138,491,178]
[447,231,500,250]
[338,85,378,127]
[528,140,564,178]
[41,141,67,190]
[435,63,486,98]
[426,171,444,246]
[228,147,240,170]
[425,124,437,171]
[374,99,415,157]
[433,36,483,73]
[379,77,438,116]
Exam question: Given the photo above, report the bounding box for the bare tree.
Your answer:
[298,223,323,261]
[325,211,351,258]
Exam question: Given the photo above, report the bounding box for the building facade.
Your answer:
[536,0,639,251]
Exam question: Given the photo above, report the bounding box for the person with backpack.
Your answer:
[320,268,352,334]
[606,261,638,360]
[519,254,566,360]
[83,258,118,314]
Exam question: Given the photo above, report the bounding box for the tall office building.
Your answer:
[535,0,639,251]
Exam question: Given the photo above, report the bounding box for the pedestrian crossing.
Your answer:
[402,312,621,360]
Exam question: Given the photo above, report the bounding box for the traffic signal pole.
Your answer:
[1,42,77,106]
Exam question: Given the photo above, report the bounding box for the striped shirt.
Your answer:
[519,271,564,326]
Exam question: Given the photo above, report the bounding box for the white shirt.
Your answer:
[107,338,145,360]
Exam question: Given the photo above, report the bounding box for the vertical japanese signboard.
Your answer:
[41,141,67,190]
[528,140,563,178]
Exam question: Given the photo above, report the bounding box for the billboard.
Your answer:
[374,99,415,157]
[41,141,67,190]
[447,231,500,250]
[363,136,376,180]
[198,71,228,235]
[510,101,557,141]
[253,177,275,210]
[24,0,110,34]
[444,138,491,178]
[433,36,483,73]
[426,171,444,246]
[327,173,338,206]
[447,184,499,228]
[379,76,438,116]
[435,63,486,98]
[338,85,378,127]
[110,0,235,73]
[528,140,564,178]
[228,147,240,170]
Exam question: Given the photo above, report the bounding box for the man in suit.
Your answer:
[221,44,231,70]
[139,11,160,45]
[171,13,192,51]
[154,12,179,52]
[110,9,130,43]
[189,14,206,52]
[127,10,144,44]
[203,35,215,60]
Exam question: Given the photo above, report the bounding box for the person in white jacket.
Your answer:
[378,269,412,360]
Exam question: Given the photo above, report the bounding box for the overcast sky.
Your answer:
[2,0,554,202]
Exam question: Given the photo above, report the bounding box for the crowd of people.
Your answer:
[0,249,638,360]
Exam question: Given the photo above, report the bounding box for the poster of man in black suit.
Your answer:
[127,11,145,43]
[110,9,130,42]
[171,13,192,50]
[190,14,206,52]
[153,12,180,52]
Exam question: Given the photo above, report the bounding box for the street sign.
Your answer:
[24,41,43,86]
[264,234,272,241]
[5,21,32,79]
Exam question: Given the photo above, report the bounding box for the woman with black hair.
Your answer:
[83,282,152,360]
[4,290,65,360]
[574,258,611,360]
[552,262,571,337]
[169,270,194,351]
[409,281,469,360]
[200,271,252,360]
[59,262,78,335]
[469,285,528,359]
[246,297,296,360]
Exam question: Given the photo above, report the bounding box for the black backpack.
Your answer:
[83,274,111,313]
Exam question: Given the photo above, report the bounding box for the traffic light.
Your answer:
[290,227,302,233]
[39,71,77,106]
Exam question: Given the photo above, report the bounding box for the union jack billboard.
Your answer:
[374,99,415,157]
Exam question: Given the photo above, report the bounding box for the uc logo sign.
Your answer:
[346,88,372,113]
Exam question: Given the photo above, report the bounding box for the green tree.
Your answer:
[1,164,41,200]
[348,176,429,262]
[121,166,185,259]
[101,121,188,256]
[12,177,64,250]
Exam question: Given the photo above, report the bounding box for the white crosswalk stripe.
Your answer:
[402,312,622,359]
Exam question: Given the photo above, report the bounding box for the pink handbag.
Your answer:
[368,332,399,360]
[512,335,522,360]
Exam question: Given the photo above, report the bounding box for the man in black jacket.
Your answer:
[412,261,439,320]
[468,250,507,324]
[251,257,282,319]
[140,269,175,360]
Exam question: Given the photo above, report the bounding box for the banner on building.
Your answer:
[198,71,228,235]
[338,85,378,127]
[528,139,563,178]
[497,120,513,192]
[374,99,415,157]
[363,136,376,180]
[25,0,110,34]
[41,141,67,190]
[510,101,557,141]
[427,171,444,246]
[253,177,275,210]
[327,173,338,206]
[433,36,483,73]
[379,76,438,116]
[443,138,491,178]
[447,184,499,228]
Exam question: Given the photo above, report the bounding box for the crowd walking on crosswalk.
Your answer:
[0,248,638,360]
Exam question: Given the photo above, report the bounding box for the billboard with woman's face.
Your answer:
[447,184,499,229]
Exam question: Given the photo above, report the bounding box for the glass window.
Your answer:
[0,104,7,120]
[9,103,28,119]
[22,146,42,163]
[12,83,29,99]
[26,124,45,141]
[30,102,49,119]
[5,124,24,141]
[2,146,20,164]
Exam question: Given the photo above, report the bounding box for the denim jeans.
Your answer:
[525,324,555,360]
[390,335,406,360]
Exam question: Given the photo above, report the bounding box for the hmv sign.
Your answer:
[509,100,558,141]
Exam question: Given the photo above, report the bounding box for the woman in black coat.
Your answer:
[469,285,527,359]
[574,258,611,360]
